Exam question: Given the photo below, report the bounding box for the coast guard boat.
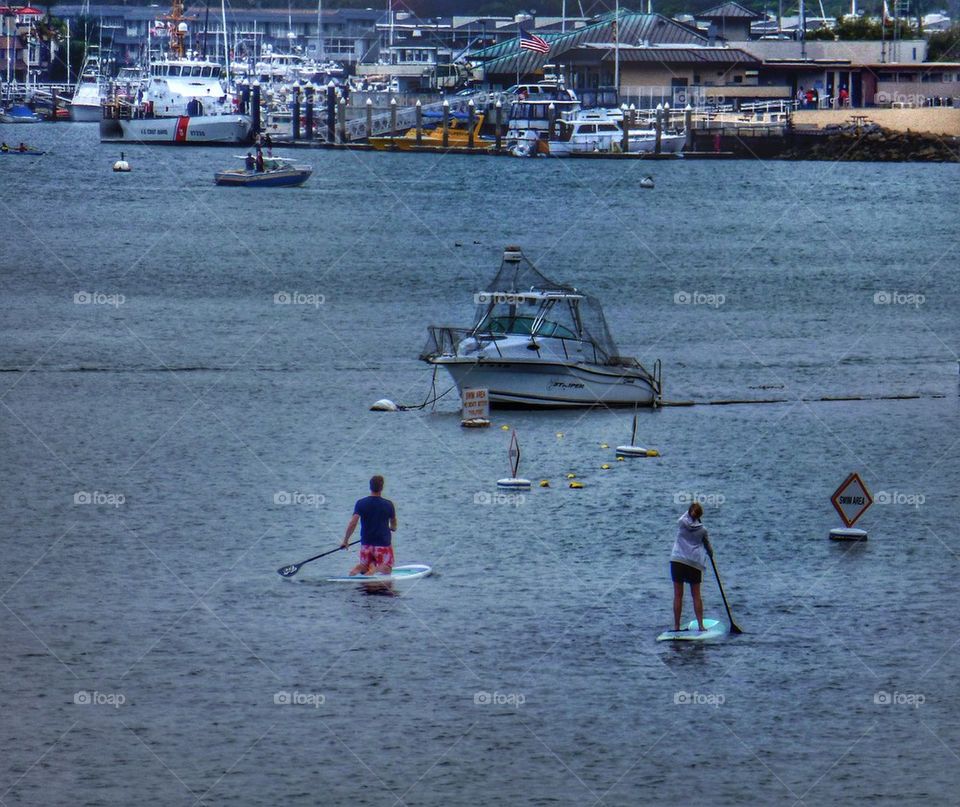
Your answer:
[99,0,251,144]
[420,247,661,408]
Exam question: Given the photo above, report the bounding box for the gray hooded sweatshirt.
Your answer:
[670,511,708,571]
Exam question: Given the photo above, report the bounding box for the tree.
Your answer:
[927,26,960,61]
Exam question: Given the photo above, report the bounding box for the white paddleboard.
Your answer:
[657,618,725,642]
[324,564,432,583]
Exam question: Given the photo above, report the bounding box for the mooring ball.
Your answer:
[600,443,609,449]
[601,464,611,470]
[646,449,660,457]
[566,473,576,479]
[539,480,550,487]
[569,481,584,489]
[369,398,398,412]
[501,424,510,430]
[616,456,625,462]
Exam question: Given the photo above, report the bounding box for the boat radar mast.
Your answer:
[161,0,196,58]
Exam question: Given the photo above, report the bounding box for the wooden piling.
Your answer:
[655,104,663,155]
[495,100,502,152]
[292,86,301,141]
[415,100,422,145]
[389,98,398,150]
[337,97,346,144]
[467,100,475,150]
[684,104,693,151]
[365,98,373,143]
[442,99,450,148]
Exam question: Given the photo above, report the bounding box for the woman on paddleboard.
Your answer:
[341,475,397,576]
[670,503,711,632]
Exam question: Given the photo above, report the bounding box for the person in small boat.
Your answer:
[255,146,265,172]
[342,475,397,576]
[264,133,273,155]
[0,143,8,153]
[17,142,27,152]
[244,152,255,171]
[670,502,709,633]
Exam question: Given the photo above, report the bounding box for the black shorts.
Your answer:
[670,561,702,586]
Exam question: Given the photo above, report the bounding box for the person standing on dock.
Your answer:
[342,475,397,576]
[670,502,709,633]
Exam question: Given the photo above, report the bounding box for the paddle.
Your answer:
[704,538,744,634]
[277,540,359,578]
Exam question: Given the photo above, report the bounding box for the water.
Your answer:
[2,122,959,805]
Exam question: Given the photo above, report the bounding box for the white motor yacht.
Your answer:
[420,247,662,408]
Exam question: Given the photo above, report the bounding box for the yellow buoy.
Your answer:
[566,473,576,479]
[555,432,564,439]
[601,464,611,470]
[646,449,660,457]
[569,481,584,489]
[539,479,550,487]
[616,456,625,462]
[600,443,609,449]
[501,424,510,431]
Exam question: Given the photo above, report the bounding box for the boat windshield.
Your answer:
[480,313,577,339]
[467,248,621,361]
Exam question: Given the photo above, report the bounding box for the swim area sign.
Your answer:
[462,387,489,420]
[831,472,873,527]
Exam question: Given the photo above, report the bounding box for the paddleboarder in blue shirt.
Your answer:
[341,475,397,575]
[670,502,710,632]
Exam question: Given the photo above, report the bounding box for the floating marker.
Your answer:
[616,456,625,462]
[601,464,611,470]
[497,431,531,489]
[556,432,564,438]
[569,481,584,489]
[501,425,510,431]
[616,412,659,458]
[566,473,576,479]
[370,399,398,411]
[460,417,490,428]
[539,479,550,487]
[600,443,609,449]
[112,152,131,172]
[829,528,868,542]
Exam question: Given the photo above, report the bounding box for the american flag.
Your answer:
[519,27,550,54]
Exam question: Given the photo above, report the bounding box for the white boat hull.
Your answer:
[433,359,657,408]
[100,114,252,144]
[70,103,101,122]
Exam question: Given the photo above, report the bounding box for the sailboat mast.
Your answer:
[316,0,324,60]
[220,0,230,85]
[614,0,620,92]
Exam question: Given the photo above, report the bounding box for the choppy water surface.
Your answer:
[2,123,959,805]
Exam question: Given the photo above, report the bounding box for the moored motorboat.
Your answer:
[369,112,494,151]
[420,246,662,409]
[214,156,312,187]
[0,104,41,123]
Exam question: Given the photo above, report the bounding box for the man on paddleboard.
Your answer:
[670,502,710,632]
[342,475,397,576]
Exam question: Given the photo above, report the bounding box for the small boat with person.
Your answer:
[214,155,313,187]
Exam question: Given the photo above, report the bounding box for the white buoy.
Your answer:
[640,175,654,189]
[497,477,531,489]
[112,152,131,172]
[615,413,658,457]
[829,528,868,542]
[460,417,490,428]
[370,399,398,411]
